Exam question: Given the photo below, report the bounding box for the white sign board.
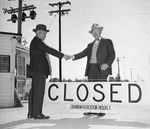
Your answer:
[46,82,149,111]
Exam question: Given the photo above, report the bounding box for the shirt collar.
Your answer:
[94,37,101,44]
[94,37,101,42]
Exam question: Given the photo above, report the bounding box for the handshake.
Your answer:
[63,55,74,60]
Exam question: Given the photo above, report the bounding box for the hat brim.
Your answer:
[33,29,49,32]
[89,27,103,34]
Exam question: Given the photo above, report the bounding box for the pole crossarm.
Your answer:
[49,9,71,15]
[49,1,71,7]
[3,5,36,14]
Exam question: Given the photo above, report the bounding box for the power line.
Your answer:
[48,14,57,30]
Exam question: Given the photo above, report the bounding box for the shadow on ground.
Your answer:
[1,115,150,129]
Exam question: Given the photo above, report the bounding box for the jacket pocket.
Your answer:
[98,64,111,75]
[100,68,111,75]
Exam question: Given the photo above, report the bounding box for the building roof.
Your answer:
[16,42,29,53]
[0,31,29,53]
[0,31,22,36]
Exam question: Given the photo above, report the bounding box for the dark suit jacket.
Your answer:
[29,36,64,77]
[73,38,115,76]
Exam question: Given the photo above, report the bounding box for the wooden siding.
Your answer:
[0,33,16,107]
[0,34,13,54]
[0,73,14,107]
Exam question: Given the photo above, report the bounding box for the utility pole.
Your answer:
[49,1,71,82]
[130,68,133,82]
[3,0,36,35]
[122,56,126,80]
[18,0,22,34]
[116,57,121,81]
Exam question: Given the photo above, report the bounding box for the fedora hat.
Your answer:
[33,24,49,32]
[89,23,103,34]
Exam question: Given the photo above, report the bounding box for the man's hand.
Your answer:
[101,63,109,70]
[63,55,73,60]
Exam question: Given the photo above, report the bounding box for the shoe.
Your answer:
[34,114,50,119]
[97,113,105,116]
[27,114,33,119]
[83,112,97,115]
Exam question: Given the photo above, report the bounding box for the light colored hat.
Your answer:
[33,24,49,32]
[89,23,103,34]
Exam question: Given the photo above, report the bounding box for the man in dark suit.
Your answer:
[70,23,115,82]
[28,24,68,119]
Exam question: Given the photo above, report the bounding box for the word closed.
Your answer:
[48,82,142,104]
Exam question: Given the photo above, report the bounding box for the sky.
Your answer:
[0,0,150,82]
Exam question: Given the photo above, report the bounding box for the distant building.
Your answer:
[0,32,30,107]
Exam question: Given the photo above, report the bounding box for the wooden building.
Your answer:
[0,32,30,108]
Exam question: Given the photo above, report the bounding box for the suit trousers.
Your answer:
[28,75,46,116]
[88,64,108,82]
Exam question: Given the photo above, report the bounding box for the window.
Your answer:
[0,55,10,72]
[17,56,25,76]
[18,81,25,94]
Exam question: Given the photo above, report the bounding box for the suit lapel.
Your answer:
[97,38,105,51]
[87,42,94,58]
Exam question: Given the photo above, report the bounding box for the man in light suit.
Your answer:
[68,23,116,116]
[28,24,68,119]
[70,23,116,82]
